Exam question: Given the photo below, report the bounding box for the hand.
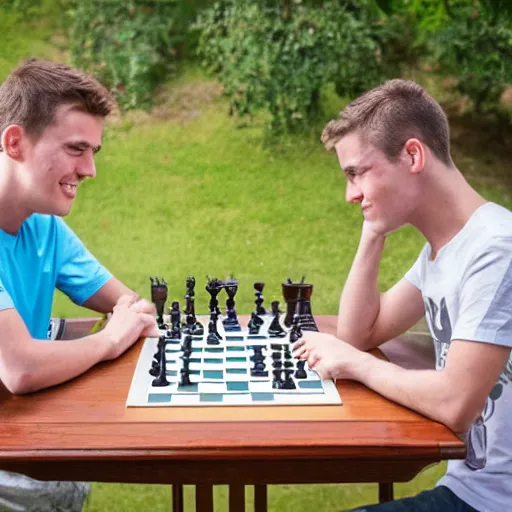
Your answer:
[361,220,387,242]
[129,297,157,316]
[292,332,367,380]
[101,295,160,360]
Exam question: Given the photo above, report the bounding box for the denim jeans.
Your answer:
[349,486,479,512]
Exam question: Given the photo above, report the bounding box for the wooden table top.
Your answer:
[0,315,466,485]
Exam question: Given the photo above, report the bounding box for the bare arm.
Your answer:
[297,333,510,433]
[0,296,159,394]
[338,223,424,350]
[82,277,136,313]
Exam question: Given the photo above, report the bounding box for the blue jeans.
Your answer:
[349,486,478,512]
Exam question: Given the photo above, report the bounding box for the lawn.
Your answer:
[3,12,512,512]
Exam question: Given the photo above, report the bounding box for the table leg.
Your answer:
[196,484,214,512]
[172,485,184,512]
[379,483,394,502]
[229,484,245,511]
[254,485,267,512]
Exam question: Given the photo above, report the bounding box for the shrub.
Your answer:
[69,0,182,110]
[194,0,388,134]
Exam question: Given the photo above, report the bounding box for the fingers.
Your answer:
[139,313,160,337]
[115,294,138,308]
[130,298,156,315]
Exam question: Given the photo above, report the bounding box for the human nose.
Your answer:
[345,179,363,203]
[78,151,96,179]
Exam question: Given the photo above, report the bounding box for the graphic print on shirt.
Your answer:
[424,295,487,470]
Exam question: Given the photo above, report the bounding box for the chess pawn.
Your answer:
[253,282,266,315]
[268,300,286,338]
[248,311,264,335]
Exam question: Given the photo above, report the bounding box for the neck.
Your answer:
[409,166,487,256]
[0,159,32,234]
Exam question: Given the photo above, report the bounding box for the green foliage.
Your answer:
[433,3,512,114]
[68,0,182,110]
[194,0,386,134]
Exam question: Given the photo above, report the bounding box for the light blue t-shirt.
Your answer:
[0,213,112,339]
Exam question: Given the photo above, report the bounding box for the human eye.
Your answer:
[66,143,85,156]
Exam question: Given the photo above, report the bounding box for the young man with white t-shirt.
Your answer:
[293,79,512,512]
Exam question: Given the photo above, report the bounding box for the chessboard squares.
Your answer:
[198,382,227,393]
[202,369,224,380]
[148,393,172,403]
[226,345,246,353]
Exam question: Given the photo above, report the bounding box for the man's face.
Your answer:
[335,131,419,235]
[22,104,103,217]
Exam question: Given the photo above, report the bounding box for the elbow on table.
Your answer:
[439,399,484,435]
[1,367,36,395]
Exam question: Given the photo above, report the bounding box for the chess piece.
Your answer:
[206,277,223,316]
[282,369,296,389]
[294,360,308,379]
[253,282,266,315]
[169,301,181,339]
[272,368,284,389]
[152,339,169,387]
[223,278,241,331]
[282,278,319,331]
[268,300,286,338]
[247,312,264,335]
[179,365,192,387]
[150,277,168,329]
[206,313,222,345]
[181,335,193,357]
[289,313,303,343]
[183,276,204,335]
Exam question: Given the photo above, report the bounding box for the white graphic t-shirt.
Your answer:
[405,202,512,512]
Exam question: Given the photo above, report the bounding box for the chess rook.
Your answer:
[282,280,318,331]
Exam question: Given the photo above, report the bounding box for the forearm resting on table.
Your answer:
[352,353,480,434]
[1,331,114,394]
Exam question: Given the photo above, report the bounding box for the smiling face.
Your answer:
[335,131,421,235]
[21,103,103,217]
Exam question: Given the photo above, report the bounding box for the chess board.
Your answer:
[126,315,342,407]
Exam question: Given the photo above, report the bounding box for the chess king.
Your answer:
[0,60,159,511]
[293,80,512,512]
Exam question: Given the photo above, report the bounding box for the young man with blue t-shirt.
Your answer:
[0,59,160,511]
[293,80,512,511]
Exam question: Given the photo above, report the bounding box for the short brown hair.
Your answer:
[321,79,453,167]
[0,59,116,148]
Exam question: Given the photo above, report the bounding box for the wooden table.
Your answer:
[0,316,465,511]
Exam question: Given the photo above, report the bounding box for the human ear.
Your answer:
[403,138,425,174]
[1,125,24,160]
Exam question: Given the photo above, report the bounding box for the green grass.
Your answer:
[3,19,512,512]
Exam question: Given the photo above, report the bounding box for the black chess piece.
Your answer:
[181,334,193,357]
[222,278,241,331]
[206,313,222,345]
[268,300,286,338]
[150,277,168,329]
[294,360,308,379]
[281,278,319,331]
[169,301,181,339]
[253,282,266,315]
[183,276,204,335]
[272,368,284,389]
[248,312,264,335]
[179,366,192,387]
[282,369,296,389]
[206,277,223,316]
[289,313,303,343]
[152,339,169,387]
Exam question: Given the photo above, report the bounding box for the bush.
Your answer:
[69,0,182,110]
[433,4,512,116]
[194,0,388,134]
